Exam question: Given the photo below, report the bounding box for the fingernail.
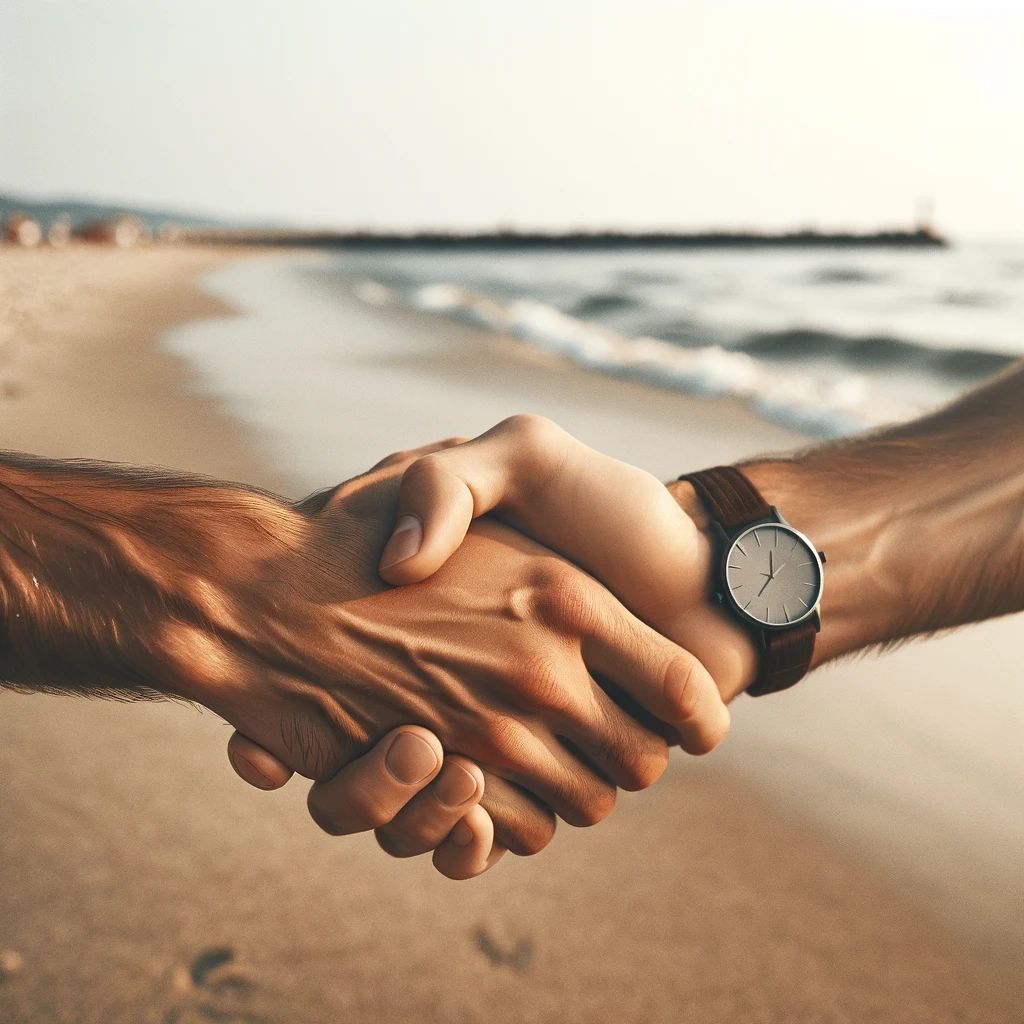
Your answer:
[385,732,439,784]
[232,752,277,790]
[434,763,479,807]
[380,515,423,570]
[451,820,475,847]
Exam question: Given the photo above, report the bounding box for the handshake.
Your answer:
[220,415,759,880]
[0,415,776,880]
[6,365,1017,881]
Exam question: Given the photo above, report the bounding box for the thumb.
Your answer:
[378,453,481,585]
[227,731,295,791]
[377,415,571,586]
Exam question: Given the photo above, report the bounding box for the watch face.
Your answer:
[724,523,822,628]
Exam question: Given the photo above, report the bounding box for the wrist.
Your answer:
[670,366,1024,688]
[667,460,894,678]
[736,459,896,667]
[663,479,759,700]
[737,446,1024,666]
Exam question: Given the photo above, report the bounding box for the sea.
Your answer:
[327,240,1024,436]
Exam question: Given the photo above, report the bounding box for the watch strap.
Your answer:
[679,465,817,698]
[679,465,772,530]
[748,621,816,697]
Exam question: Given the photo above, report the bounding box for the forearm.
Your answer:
[0,452,297,699]
[673,362,1024,671]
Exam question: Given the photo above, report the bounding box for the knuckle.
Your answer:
[403,452,445,488]
[532,563,591,631]
[511,830,550,857]
[382,449,412,467]
[521,656,573,716]
[665,653,702,723]
[485,789,557,857]
[506,812,556,857]
[500,413,558,448]
[615,737,670,792]
[641,741,672,786]
[567,782,617,828]
[691,715,731,756]
[374,828,425,859]
[496,415,572,507]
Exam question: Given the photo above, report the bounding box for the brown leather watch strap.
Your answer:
[680,465,772,530]
[679,465,817,698]
[748,621,816,697]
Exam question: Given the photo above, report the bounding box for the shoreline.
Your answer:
[0,245,1019,1023]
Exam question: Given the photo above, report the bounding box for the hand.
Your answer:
[230,418,741,877]
[229,727,503,880]
[225,446,507,874]
[207,454,725,856]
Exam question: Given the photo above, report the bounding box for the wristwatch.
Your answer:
[679,465,825,697]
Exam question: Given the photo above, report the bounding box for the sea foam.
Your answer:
[356,278,914,436]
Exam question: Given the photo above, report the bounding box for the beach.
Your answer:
[0,245,1020,1024]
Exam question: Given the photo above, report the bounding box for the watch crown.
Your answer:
[712,591,724,605]
[818,551,827,564]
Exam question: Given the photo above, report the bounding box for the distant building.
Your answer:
[2,212,43,247]
[76,214,150,247]
[156,220,185,244]
[47,215,72,248]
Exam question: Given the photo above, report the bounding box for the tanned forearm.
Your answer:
[671,361,1024,673]
[0,453,300,699]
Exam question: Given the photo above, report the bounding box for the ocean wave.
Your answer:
[638,317,706,347]
[364,279,917,436]
[807,266,891,285]
[737,328,1015,378]
[350,276,1019,435]
[570,292,639,319]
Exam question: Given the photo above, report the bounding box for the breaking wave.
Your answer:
[351,279,979,436]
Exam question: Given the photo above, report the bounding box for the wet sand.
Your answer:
[0,245,1019,1023]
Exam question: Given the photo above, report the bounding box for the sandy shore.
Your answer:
[0,245,1019,1024]
[0,245,294,489]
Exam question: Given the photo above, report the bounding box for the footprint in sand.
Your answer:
[472,925,534,972]
[0,948,25,982]
[163,945,266,1024]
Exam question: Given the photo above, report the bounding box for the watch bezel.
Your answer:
[721,521,824,630]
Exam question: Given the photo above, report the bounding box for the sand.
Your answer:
[0,244,1020,1024]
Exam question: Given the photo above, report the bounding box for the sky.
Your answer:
[1,0,1022,237]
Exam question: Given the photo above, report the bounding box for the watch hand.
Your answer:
[757,575,773,597]
[768,550,774,575]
